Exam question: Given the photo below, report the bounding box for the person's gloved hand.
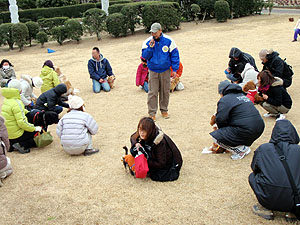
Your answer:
[35,126,42,132]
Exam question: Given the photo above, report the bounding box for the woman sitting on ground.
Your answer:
[0,59,16,88]
[129,117,183,181]
[40,60,60,93]
[257,70,292,118]
[1,80,42,154]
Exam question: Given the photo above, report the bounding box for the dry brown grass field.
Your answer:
[0,13,300,225]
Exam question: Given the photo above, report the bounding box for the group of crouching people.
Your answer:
[209,47,298,221]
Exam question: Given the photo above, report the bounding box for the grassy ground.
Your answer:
[0,14,299,224]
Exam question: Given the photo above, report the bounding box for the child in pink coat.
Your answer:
[136,57,149,93]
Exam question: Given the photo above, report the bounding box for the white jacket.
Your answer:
[294,19,300,30]
[20,75,37,106]
[239,63,258,88]
[56,110,98,148]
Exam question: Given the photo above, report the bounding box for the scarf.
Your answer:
[258,84,270,94]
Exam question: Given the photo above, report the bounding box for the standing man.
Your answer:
[88,47,114,93]
[142,23,180,121]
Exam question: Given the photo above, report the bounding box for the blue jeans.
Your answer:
[294,28,300,41]
[143,82,149,93]
[53,106,63,114]
[92,79,111,93]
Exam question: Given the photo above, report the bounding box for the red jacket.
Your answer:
[170,62,183,77]
[136,63,149,86]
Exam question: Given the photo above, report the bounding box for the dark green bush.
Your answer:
[38,17,68,34]
[36,31,48,47]
[196,0,216,19]
[0,0,8,11]
[51,25,68,45]
[215,0,230,22]
[120,3,141,34]
[25,21,39,46]
[0,23,14,50]
[83,8,106,40]
[142,2,180,32]
[232,0,255,17]
[36,0,80,8]
[64,18,83,43]
[108,3,128,14]
[18,0,37,9]
[0,3,96,23]
[253,0,264,14]
[190,3,200,23]
[106,13,127,37]
[12,23,29,50]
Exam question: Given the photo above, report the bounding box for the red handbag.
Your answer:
[134,152,149,178]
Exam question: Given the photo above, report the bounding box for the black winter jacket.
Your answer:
[210,84,264,147]
[262,51,292,88]
[35,84,69,111]
[228,47,258,73]
[249,119,300,212]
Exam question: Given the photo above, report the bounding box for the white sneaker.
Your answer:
[231,146,251,160]
[263,113,278,118]
[276,114,286,121]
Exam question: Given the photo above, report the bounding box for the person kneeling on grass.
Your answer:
[136,57,149,93]
[127,117,183,181]
[0,115,13,187]
[34,83,69,115]
[88,47,114,93]
[56,95,99,156]
[1,80,42,154]
[249,119,300,222]
[257,70,292,119]
[210,80,265,160]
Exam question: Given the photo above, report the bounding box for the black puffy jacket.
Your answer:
[262,51,292,88]
[35,84,69,111]
[228,47,258,73]
[210,83,264,147]
[249,119,300,212]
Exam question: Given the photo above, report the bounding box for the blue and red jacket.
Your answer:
[142,33,180,73]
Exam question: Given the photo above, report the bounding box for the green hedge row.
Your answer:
[0,0,131,24]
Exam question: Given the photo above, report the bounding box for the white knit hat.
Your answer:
[68,95,84,109]
[8,79,22,91]
[32,77,43,89]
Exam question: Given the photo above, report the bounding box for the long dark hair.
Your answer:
[257,70,275,87]
[0,59,13,68]
[133,117,157,142]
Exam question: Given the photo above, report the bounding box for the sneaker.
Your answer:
[292,39,297,42]
[83,148,99,156]
[231,146,251,160]
[252,204,274,220]
[263,113,279,118]
[12,143,30,154]
[149,115,156,122]
[161,112,170,119]
[285,212,297,222]
[276,114,286,120]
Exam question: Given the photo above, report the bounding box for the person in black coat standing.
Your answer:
[259,49,293,88]
[35,83,69,115]
[249,119,300,222]
[210,80,265,160]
